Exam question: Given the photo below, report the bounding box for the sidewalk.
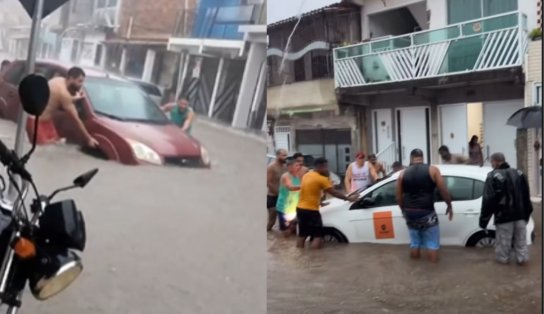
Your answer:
[194,116,266,144]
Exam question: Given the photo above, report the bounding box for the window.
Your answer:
[534,82,542,106]
[435,176,483,201]
[294,58,305,82]
[311,52,333,79]
[447,0,517,24]
[473,179,485,199]
[365,181,398,207]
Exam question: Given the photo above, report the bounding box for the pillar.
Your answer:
[100,44,108,68]
[142,49,156,82]
[208,57,225,117]
[232,42,266,129]
[119,47,127,75]
[248,58,266,125]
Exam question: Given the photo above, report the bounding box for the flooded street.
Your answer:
[268,204,542,314]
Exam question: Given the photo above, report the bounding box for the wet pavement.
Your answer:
[268,203,542,314]
[0,119,266,314]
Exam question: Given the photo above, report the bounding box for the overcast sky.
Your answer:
[267,0,340,24]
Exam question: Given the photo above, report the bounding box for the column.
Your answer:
[142,48,157,82]
[231,42,266,129]
[119,47,127,75]
[100,44,108,68]
[248,58,266,125]
[208,57,225,117]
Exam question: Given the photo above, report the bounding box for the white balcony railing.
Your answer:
[334,11,529,88]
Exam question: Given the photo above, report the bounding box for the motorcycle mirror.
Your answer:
[18,74,50,117]
[73,168,99,188]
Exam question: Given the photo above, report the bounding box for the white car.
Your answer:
[320,165,535,247]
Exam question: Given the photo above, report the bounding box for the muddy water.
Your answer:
[268,204,542,314]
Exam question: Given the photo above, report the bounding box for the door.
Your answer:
[372,108,393,154]
[433,176,485,246]
[347,180,408,244]
[274,126,291,152]
[397,107,430,165]
[483,100,523,166]
[439,104,468,155]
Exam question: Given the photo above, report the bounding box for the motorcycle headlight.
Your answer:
[127,139,162,165]
[200,146,210,166]
[29,249,83,301]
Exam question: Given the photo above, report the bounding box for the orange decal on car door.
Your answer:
[373,211,395,239]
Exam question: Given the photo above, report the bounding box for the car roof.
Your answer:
[390,164,493,181]
[16,59,128,81]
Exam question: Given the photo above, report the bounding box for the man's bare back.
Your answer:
[35,68,98,147]
[267,162,285,196]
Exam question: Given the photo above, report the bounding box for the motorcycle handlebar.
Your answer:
[0,140,32,182]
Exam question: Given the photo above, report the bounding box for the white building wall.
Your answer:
[426,0,447,29]
[358,0,425,39]
[79,32,106,67]
[518,0,538,31]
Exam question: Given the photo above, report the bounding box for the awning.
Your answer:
[102,38,169,46]
[167,37,245,58]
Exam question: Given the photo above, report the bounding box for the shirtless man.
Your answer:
[26,67,98,147]
[368,154,387,181]
[267,149,288,231]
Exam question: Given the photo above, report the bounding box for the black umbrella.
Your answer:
[506,106,542,129]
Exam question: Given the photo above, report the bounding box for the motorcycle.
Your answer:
[0,74,98,313]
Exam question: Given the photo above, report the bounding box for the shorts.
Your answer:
[26,117,60,145]
[408,224,440,250]
[277,211,288,231]
[267,195,278,209]
[296,208,323,238]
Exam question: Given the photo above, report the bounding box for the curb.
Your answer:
[195,117,266,144]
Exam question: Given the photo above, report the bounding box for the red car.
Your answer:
[0,60,210,167]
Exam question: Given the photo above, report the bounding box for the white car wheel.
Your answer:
[475,237,495,248]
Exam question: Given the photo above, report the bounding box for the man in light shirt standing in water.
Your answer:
[344,152,378,193]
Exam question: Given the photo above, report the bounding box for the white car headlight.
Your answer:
[127,139,162,165]
[200,146,211,166]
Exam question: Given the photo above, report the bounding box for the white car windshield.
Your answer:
[84,77,169,124]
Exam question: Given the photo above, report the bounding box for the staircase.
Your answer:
[376,142,397,175]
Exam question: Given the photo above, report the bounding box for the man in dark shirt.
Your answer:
[479,153,533,265]
[396,149,453,263]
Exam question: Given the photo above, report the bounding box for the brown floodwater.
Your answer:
[267,204,542,314]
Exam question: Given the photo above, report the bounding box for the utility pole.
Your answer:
[9,0,44,198]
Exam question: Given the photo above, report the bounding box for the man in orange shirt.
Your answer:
[296,157,359,249]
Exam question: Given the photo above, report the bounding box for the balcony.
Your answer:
[333,11,529,89]
[173,3,264,40]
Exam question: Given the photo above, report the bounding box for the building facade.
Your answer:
[333,0,538,172]
[267,2,361,176]
[167,0,266,131]
[58,0,192,90]
[524,39,542,196]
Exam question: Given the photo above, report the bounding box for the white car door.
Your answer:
[347,180,409,244]
[434,176,485,246]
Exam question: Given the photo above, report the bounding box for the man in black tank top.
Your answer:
[396,149,453,263]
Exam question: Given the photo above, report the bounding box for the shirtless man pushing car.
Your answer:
[26,67,98,147]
